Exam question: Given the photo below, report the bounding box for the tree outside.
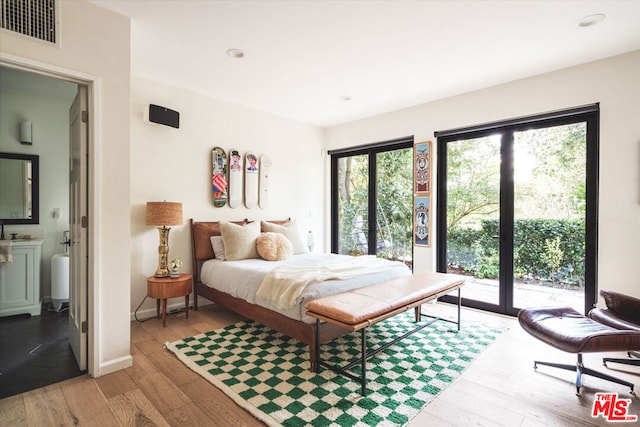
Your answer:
[446,123,586,288]
[336,148,413,266]
[333,122,586,288]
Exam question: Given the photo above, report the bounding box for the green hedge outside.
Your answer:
[447,219,585,287]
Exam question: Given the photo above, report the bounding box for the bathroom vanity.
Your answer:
[0,239,43,317]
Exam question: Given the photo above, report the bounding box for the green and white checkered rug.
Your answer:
[165,312,503,426]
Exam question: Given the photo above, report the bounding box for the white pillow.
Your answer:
[209,236,226,260]
[219,221,260,261]
[261,220,308,254]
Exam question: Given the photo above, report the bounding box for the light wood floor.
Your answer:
[1,302,638,426]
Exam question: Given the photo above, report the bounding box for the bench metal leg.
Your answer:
[457,287,461,331]
[312,288,464,396]
[315,314,461,396]
[315,318,321,374]
[361,328,367,396]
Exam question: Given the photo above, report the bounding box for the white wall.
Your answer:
[0,71,76,299]
[130,76,325,316]
[0,0,131,376]
[326,50,640,299]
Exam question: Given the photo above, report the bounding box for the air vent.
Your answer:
[1,0,57,44]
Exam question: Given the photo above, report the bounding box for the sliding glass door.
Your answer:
[443,134,502,306]
[330,138,414,267]
[437,106,598,316]
[512,124,589,310]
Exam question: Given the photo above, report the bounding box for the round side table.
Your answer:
[146,273,192,327]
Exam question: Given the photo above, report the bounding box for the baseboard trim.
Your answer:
[97,354,133,377]
[130,299,212,321]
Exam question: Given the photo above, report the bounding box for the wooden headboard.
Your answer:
[189,218,291,283]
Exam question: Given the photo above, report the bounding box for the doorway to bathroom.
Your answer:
[0,64,89,397]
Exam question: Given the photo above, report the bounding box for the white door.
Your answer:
[69,86,88,370]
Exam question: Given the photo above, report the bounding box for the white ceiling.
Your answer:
[90,0,640,127]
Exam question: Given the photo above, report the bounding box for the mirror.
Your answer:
[0,152,39,224]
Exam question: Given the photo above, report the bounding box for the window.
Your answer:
[329,137,414,267]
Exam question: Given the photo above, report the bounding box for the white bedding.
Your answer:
[200,253,411,323]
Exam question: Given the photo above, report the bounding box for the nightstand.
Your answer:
[147,274,192,327]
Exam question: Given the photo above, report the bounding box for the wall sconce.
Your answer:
[20,122,33,145]
[145,201,183,277]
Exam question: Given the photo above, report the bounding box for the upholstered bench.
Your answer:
[518,306,640,395]
[305,272,465,395]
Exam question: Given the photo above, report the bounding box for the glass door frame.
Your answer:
[436,105,599,316]
[329,136,414,257]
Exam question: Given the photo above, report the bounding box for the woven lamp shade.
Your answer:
[145,202,183,226]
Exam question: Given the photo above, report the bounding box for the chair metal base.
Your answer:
[534,353,635,396]
[603,351,640,368]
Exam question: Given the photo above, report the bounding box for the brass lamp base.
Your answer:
[154,226,171,277]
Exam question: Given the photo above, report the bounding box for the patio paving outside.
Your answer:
[457,277,585,313]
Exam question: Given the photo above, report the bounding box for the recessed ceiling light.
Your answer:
[577,13,606,27]
[226,48,244,58]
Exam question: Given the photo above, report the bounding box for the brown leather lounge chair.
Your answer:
[589,290,640,367]
[518,305,640,395]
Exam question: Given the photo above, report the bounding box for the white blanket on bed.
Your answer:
[256,255,404,310]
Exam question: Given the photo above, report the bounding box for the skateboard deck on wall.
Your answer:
[212,147,228,208]
[228,149,243,209]
[259,155,272,209]
[244,152,259,209]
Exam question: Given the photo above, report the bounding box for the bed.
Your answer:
[189,218,412,368]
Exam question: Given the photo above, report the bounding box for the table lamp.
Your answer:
[145,201,183,277]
